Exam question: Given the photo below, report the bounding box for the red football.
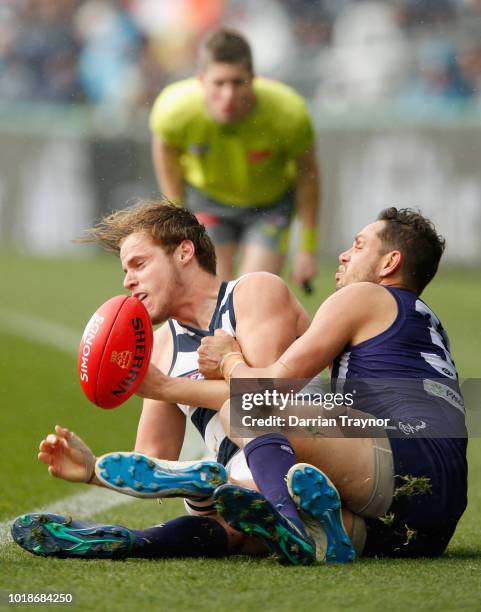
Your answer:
[78,295,153,409]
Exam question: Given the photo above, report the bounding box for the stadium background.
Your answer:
[1,1,480,610]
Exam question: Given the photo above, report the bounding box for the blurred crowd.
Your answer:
[1,0,481,116]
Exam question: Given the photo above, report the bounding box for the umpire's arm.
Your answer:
[292,146,321,285]
[152,134,184,205]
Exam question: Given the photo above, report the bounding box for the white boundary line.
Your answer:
[0,309,80,355]
[0,488,135,549]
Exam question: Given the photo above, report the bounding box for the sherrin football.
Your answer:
[78,295,153,409]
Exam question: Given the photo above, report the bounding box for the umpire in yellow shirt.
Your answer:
[150,28,321,287]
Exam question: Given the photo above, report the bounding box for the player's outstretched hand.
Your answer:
[198,329,242,379]
[38,425,96,483]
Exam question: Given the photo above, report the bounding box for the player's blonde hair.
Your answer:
[80,200,217,274]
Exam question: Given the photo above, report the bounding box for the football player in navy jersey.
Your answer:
[198,207,467,559]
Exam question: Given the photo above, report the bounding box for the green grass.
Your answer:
[0,252,480,611]
[2,543,481,612]
[0,252,142,518]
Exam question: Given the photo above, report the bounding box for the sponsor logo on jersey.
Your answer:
[398,419,427,436]
[187,370,204,380]
[247,149,273,163]
[423,379,465,412]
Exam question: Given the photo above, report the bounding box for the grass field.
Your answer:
[0,252,480,611]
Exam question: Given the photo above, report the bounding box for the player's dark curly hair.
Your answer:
[377,207,446,294]
[80,200,217,275]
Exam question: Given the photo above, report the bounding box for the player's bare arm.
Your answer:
[134,321,187,458]
[138,323,230,408]
[200,282,397,380]
[271,282,397,377]
[134,398,186,459]
[234,272,310,365]
[291,147,321,285]
[196,272,310,380]
[140,272,310,402]
[139,362,230,410]
[152,135,184,204]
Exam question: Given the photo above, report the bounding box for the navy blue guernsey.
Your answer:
[331,286,466,437]
[168,279,240,465]
[332,287,468,555]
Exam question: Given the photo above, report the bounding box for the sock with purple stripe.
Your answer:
[243,433,305,533]
[131,515,229,558]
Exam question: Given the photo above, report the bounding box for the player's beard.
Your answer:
[337,261,379,289]
[150,267,183,325]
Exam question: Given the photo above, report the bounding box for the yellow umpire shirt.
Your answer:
[149,77,314,207]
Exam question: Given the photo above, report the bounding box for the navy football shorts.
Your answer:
[363,436,467,558]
